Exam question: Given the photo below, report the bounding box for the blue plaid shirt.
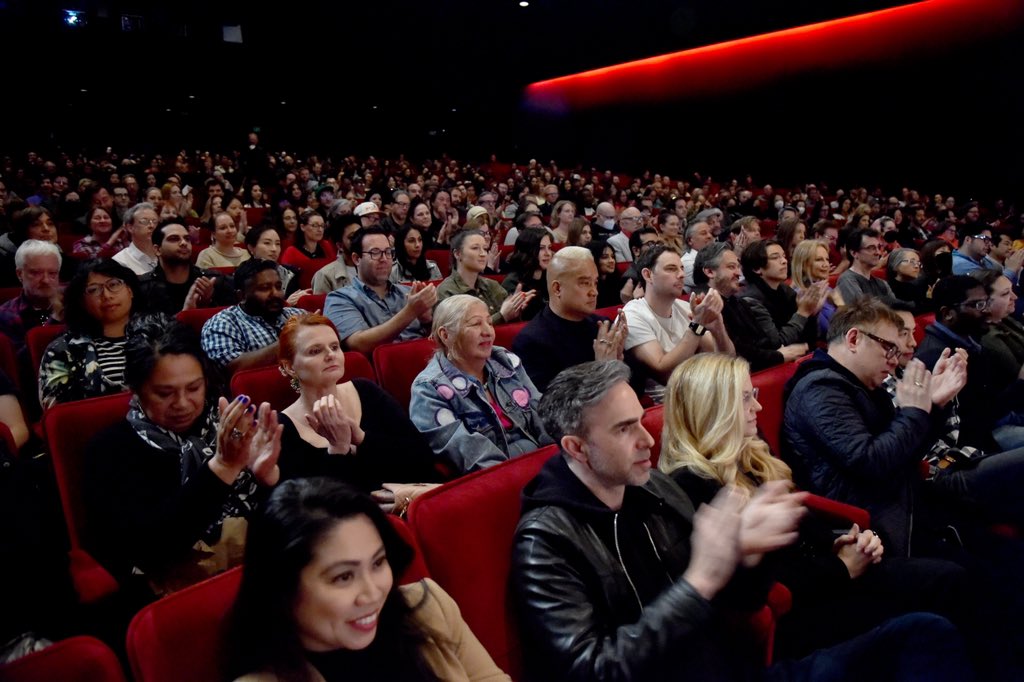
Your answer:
[200,305,304,367]
[324,277,427,345]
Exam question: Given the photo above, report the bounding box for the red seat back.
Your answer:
[425,249,451,277]
[26,323,66,377]
[244,207,268,228]
[750,362,800,458]
[206,266,236,277]
[493,321,526,350]
[372,338,435,410]
[593,304,623,320]
[126,516,426,682]
[296,292,327,312]
[641,404,665,468]
[0,286,21,304]
[913,312,934,346]
[229,353,376,411]
[0,635,127,682]
[482,273,506,285]
[407,445,559,680]
[0,332,20,392]
[176,306,230,336]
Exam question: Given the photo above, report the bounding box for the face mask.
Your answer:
[774,200,785,211]
[830,201,839,209]
[601,218,616,230]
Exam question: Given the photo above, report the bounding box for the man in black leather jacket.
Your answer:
[512,360,973,682]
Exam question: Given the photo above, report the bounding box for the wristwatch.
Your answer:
[688,321,707,336]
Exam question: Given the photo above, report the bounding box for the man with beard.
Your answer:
[200,258,303,374]
[138,220,235,315]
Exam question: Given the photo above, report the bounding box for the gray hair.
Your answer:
[692,242,734,290]
[329,198,353,218]
[886,247,919,281]
[430,294,489,364]
[695,208,722,222]
[15,239,61,269]
[539,361,631,440]
[684,220,709,244]
[123,202,156,226]
[391,190,410,203]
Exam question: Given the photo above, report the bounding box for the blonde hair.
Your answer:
[658,353,791,491]
[790,239,829,289]
[430,294,490,364]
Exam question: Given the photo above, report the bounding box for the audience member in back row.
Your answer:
[276,313,440,514]
[836,228,896,306]
[624,244,733,403]
[325,227,435,353]
[410,295,552,474]
[0,206,76,285]
[112,202,160,276]
[513,246,627,392]
[390,223,442,284]
[512,360,972,682]
[85,322,282,594]
[38,259,148,409]
[0,240,63,353]
[138,220,236,315]
[200,259,304,374]
[436,229,532,325]
[587,240,625,308]
[244,223,309,306]
[196,212,251,270]
[311,214,360,294]
[885,247,930,312]
[280,210,336,288]
[660,353,969,661]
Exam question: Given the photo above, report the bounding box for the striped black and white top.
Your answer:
[93,336,128,386]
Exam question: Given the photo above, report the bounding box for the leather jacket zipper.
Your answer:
[613,513,645,615]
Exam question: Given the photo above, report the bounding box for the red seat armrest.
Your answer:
[68,548,118,605]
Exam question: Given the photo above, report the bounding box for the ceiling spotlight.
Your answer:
[63,9,87,27]
[188,94,195,99]
[519,1,529,7]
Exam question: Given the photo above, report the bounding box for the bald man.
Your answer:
[607,206,642,263]
[512,246,627,392]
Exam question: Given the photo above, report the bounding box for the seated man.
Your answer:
[513,246,627,392]
[0,240,62,353]
[311,215,360,294]
[836,228,896,306]
[783,299,961,556]
[681,219,715,293]
[138,220,235,315]
[513,360,970,682]
[738,239,824,352]
[324,226,434,353]
[200,259,304,374]
[623,244,733,402]
[950,231,992,276]
[696,242,808,372]
[617,227,661,301]
[111,202,160,275]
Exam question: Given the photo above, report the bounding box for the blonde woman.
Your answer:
[791,239,844,340]
[658,353,966,659]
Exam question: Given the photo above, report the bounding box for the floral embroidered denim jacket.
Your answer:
[409,347,552,474]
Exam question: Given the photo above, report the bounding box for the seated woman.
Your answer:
[658,353,968,660]
[410,295,552,474]
[790,239,844,339]
[71,206,127,262]
[390,224,442,284]
[276,313,439,513]
[437,230,532,325]
[886,247,929,311]
[244,223,309,306]
[225,477,510,681]
[84,322,281,593]
[566,217,592,248]
[587,240,625,308]
[548,200,576,244]
[39,259,143,408]
[196,212,251,269]
[501,228,552,321]
[281,211,336,289]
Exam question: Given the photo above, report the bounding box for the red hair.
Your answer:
[278,313,341,365]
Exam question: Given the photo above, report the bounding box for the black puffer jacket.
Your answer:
[782,350,942,557]
[511,454,766,682]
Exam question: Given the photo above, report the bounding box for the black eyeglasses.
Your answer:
[362,248,395,261]
[857,328,900,359]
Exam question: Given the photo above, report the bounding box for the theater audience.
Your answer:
[112,203,161,276]
[739,239,824,348]
[312,215,360,294]
[513,246,626,392]
[951,232,993,276]
[84,322,281,592]
[0,206,75,284]
[281,211,335,288]
[39,259,145,408]
[196,212,251,270]
[71,206,127,262]
[410,295,551,474]
[275,314,438,509]
[437,229,531,325]
[586,240,625,308]
[681,219,715,292]
[139,220,236,315]
[244,223,308,305]
[501,228,551,321]
[200,259,304,374]
[624,244,733,402]
[224,478,510,681]
[0,240,63,352]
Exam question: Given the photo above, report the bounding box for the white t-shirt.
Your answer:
[623,297,694,402]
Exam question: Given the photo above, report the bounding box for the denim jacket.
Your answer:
[409,347,552,474]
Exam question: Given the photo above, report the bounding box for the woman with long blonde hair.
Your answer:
[791,239,844,340]
[659,353,967,661]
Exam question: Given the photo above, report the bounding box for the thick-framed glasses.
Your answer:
[742,387,760,404]
[362,248,395,261]
[84,278,126,298]
[957,298,991,312]
[857,328,900,359]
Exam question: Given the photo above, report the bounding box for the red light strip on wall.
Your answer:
[525,0,1023,111]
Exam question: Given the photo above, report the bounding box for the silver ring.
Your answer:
[598,339,611,344]
[914,381,924,387]
[229,428,244,441]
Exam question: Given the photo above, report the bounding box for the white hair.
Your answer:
[15,239,61,269]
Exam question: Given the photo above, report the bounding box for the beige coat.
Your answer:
[235,578,510,682]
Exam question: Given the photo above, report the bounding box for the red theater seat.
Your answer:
[641,404,665,467]
[0,636,127,682]
[229,352,376,410]
[127,516,425,682]
[594,304,623,320]
[176,306,230,336]
[750,361,801,459]
[493,321,526,350]
[0,286,21,304]
[372,338,435,411]
[296,292,327,312]
[407,445,560,680]
[425,249,451,277]
[913,312,934,346]
[44,391,132,604]
[0,332,20,392]
[26,323,66,378]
